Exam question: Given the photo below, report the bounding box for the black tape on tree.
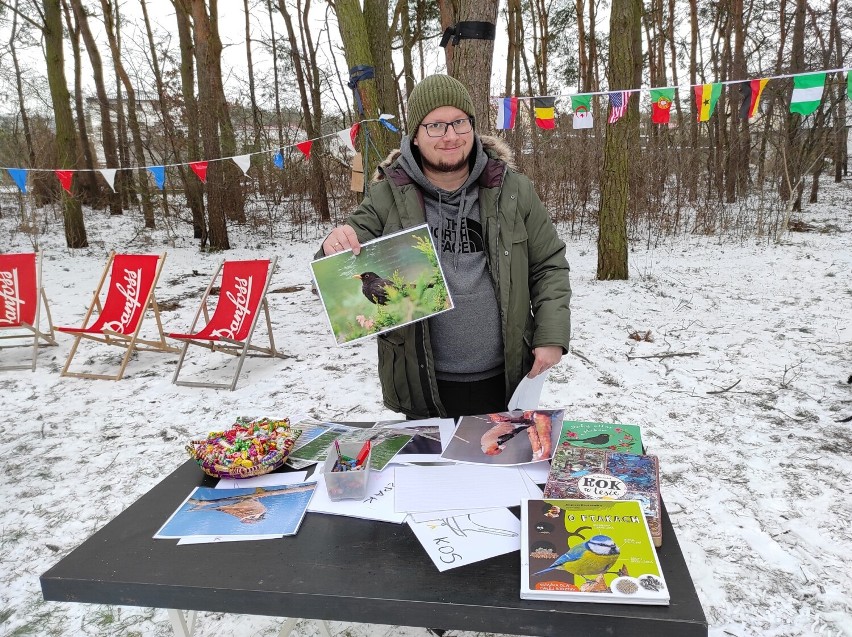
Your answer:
[439,21,496,48]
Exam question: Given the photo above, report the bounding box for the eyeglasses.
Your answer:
[420,117,474,138]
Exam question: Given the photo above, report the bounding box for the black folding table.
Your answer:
[42,454,707,637]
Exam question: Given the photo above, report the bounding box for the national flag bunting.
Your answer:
[650,88,675,124]
[55,170,73,194]
[534,97,556,129]
[189,161,208,183]
[607,91,629,123]
[738,79,768,119]
[790,72,825,116]
[496,97,518,130]
[571,94,593,129]
[694,83,722,121]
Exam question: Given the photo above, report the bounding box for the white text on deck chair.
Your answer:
[0,252,58,371]
[57,252,178,381]
[169,258,283,391]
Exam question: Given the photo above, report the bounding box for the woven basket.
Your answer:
[187,417,300,479]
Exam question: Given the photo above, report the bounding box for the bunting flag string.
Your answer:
[0,116,392,195]
[492,65,851,129]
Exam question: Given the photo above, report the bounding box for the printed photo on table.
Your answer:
[310,224,453,345]
[441,409,565,466]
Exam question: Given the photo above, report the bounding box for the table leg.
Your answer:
[277,617,333,637]
[166,609,197,637]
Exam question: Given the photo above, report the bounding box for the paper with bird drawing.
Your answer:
[520,498,669,605]
[310,224,453,345]
[408,508,522,572]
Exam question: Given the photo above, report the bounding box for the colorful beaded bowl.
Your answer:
[187,417,300,479]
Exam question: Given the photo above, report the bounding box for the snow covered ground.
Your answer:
[1,182,851,637]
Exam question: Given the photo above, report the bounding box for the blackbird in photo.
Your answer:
[354,272,395,305]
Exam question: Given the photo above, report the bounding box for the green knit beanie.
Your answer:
[405,74,476,135]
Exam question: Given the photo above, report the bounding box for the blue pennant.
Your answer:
[273,150,284,169]
[147,166,166,190]
[379,118,399,133]
[7,168,28,193]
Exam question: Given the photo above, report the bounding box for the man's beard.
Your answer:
[421,149,470,174]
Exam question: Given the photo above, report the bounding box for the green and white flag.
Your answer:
[571,94,594,129]
[847,72,852,102]
[789,72,825,116]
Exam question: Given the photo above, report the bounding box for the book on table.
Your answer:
[544,446,662,546]
[557,421,644,454]
[520,499,669,605]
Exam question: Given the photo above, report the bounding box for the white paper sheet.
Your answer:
[308,472,407,523]
[407,508,521,571]
[214,471,310,489]
[394,465,531,513]
[177,534,283,544]
[507,370,550,410]
[518,460,551,485]
[407,508,498,523]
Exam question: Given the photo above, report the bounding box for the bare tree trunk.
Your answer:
[439,0,498,132]
[71,0,123,215]
[831,0,846,182]
[101,0,156,228]
[61,0,99,206]
[188,0,230,249]
[10,2,52,206]
[207,0,246,223]
[266,0,285,149]
[333,0,395,159]
[44,0,88,247]
[597,0,637,281]
[687,0,699,202]
[172,0,206,241]
[781,0,806,211]
[277,0,331,221]
[242,0,267,195]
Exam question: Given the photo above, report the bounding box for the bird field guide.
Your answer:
[520,499,669,605]
[310,224,453,344]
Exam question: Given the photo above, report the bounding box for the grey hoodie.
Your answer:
[397,135,504,381]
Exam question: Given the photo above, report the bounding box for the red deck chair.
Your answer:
[0,252,57,371]
[170,257,283,391]
[57,252,178,380]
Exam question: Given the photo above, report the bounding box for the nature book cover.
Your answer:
[558,421,643,454]
[520,499,669,605]
[310,224,453,345]
[441,409,565,465]
[154,482,317,540]
[543,448,662,546]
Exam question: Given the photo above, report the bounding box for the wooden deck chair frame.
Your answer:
[0,251,58,372]
[171,257,283,391]
[58,251,178,381]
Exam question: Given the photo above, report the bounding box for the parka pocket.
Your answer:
[377,332,410,410]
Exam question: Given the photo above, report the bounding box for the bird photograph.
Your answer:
[311,225,452,344]
[532,534,621,583]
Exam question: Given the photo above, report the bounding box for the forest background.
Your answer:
[0,0,849,270]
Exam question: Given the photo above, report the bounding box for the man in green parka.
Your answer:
[321,74,571,420]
